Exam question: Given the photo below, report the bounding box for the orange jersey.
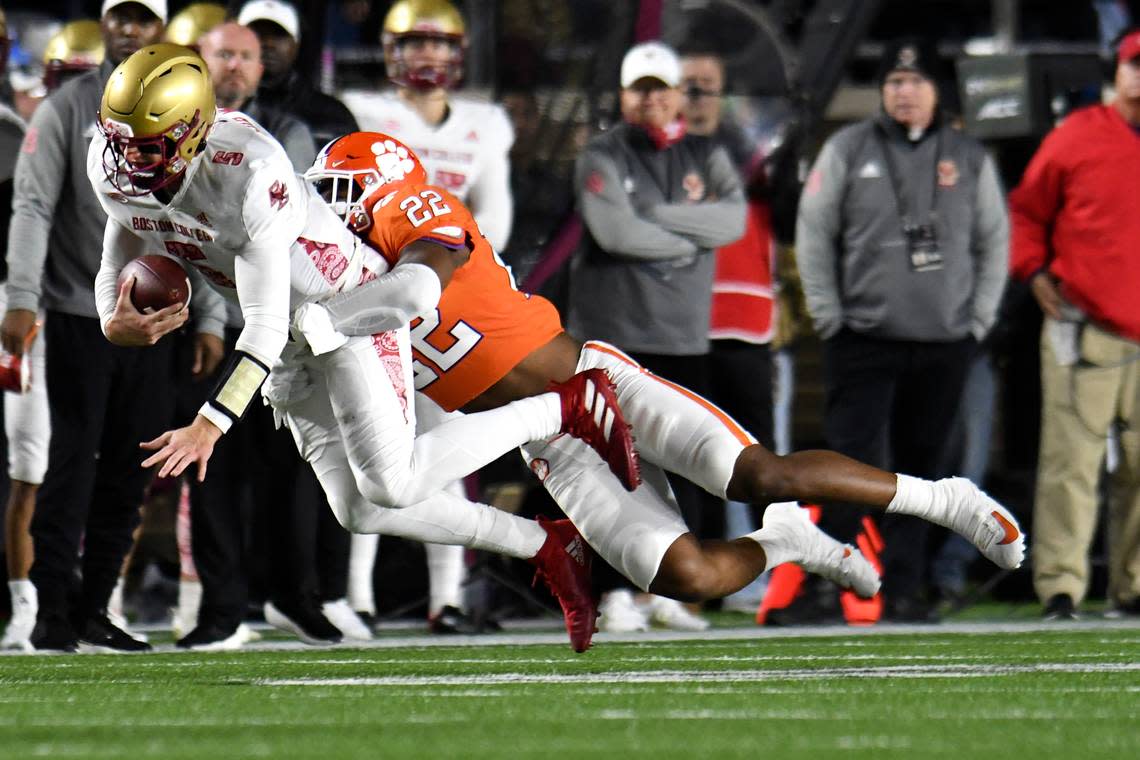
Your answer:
[367,183,563,411]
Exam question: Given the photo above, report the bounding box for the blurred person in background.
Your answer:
[0,5,50,651]
[567,40,746,632]
[795,38,1008,623]
[164,1,225,49]
[680,48,776,617]
[1,0,227,653]
[1008,29,1140,621]
[200,21,314,168]
[340,0,516,634]
[238,0,358,149]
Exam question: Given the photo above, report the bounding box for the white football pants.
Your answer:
[522,341,756,590]
[280,329,548,557]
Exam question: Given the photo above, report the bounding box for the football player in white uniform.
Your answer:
[341,0,516,631]
[87,44,640,652]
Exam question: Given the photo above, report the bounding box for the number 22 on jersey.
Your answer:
[400,189,451,227]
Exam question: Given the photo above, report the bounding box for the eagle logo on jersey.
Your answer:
[682,172,705,202]
[268,180,289,210]
[371,139,419,185]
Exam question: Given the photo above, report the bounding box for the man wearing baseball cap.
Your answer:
[1009,29,1140,622]
[796,36,1008,623]
[567,40,745,633]
[2,0,228,652]
[237,0,358,149]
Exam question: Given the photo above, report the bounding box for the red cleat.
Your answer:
[530,517,597,653]
[549,368,641,491]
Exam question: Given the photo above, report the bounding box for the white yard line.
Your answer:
[258,660,1140,687]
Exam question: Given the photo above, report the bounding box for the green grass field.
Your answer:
[1,621,1138,759]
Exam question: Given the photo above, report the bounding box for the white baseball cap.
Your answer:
[238,0,300,42]
[620,41,681,88]
[101,0,168,24]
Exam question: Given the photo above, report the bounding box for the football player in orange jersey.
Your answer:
[300,132,1026,609]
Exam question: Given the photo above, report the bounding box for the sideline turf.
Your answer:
[1,627,1137,759]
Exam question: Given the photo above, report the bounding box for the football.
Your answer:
[118,254,191,313]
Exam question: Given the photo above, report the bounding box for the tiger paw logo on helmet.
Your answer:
[370,139,419,185]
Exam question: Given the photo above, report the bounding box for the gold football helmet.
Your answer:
[382,0,466,90]
[99,43,217,196]
[43,20,105,91]
[164,2,227,48]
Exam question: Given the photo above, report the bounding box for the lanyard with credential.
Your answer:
[873,125,944,228]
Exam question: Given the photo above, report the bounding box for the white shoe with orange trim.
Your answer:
[889,475,1025,570]
[756,502,881,599]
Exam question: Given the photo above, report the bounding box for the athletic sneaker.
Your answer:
[322,598,374,641]
[597,589,650,633]
[31,615,79,653]
[264,599,342,646]
[762,502,881,598]
[530,516,598,652]
[177,621,247,652]
[107,608,149,644]
[428,605,482,635]
[549,368,641,491]
[1042,594,1079,621]
[1,608,36,652]
[931,478,1026,570]
[77,614,151,653]
[645,595,710,631]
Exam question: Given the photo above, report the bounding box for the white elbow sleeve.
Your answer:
[323,262,442,336]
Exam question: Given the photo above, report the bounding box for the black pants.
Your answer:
[182,329,348,629]
[30,311,176,623]
[708,340,773,527]
[820,329,975,600]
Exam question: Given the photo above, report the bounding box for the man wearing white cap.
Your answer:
[1,0,228,652]
[237,0,358,149]
[566,40,747,632]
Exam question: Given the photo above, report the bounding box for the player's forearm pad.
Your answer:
[323,262,442,336]
[202,350,270,429]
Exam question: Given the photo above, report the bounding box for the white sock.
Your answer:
[743,501,803,571]
[886,474,941,521]
[745,526,798,571]
[8,579,36,614]
[426,543,465,615]
[349,533,379,614]
[177,579,202,631]
[108,577,126,618]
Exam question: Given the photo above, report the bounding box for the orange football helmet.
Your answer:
[305,132,428,232]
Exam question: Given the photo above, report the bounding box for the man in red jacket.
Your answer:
[1009,29,1140,621]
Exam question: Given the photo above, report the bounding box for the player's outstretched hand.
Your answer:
[105,276,188,347]
[140,415,223,481]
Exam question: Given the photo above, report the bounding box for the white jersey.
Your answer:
[88,111,385,369]
[341,91,515,250]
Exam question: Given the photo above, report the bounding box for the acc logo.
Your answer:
[371,139,418,184]
[529,458,550,482]
[682,172,705,201]
[937,159,959,188]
